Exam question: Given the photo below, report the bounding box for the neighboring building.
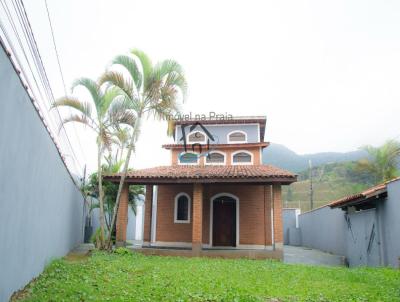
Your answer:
[105,116,297,258]
[285,178,400,267]
[329,178,400,267]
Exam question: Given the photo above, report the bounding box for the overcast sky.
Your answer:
[20,0,400,172]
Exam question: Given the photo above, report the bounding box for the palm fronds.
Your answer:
[52,96,93,117]
[356,139,400,182]
[112,55,142,92]
[99,71,134,100]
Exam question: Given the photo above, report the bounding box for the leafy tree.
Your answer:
[86,172,144,231]
[99,49,187,246]
[86,154,144,237]
[356,139,400,183]
[52,78,135,248]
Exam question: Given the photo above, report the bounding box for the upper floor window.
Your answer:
[227,131,247,143]
[232,150,253,165]
[174,193,191,223]
[205,151,226,165]
[179,152,199,165]
[187,131,207,144]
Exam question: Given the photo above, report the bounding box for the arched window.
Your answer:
[179,152,199,165]
[205,151,226,165]
[232,150,253,165]
[174,193,191,223]
[227,131,247,143]
[187,131,206,144]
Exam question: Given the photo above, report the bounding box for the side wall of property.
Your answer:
[297,206,347,256]
[378,181,400,267]
[0,47,84,301]
[282,208,300,245]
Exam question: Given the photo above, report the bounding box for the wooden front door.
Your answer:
[212,196,236,246]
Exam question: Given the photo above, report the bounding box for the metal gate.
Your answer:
[345,209,381,267]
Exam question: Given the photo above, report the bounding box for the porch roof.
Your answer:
[104,164,297,184]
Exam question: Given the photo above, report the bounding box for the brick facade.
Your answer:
[144,183,283,247]
[154,184,193,243]
[116,184,129,243]
[143,185,153,243]
[171,146,262,166]
[273,184,283,245]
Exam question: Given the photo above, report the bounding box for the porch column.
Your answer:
[272,184,283,249]
[116,183,129,247]
[264,185,272,246]
[143,185,153,245]
[192,183,203,255]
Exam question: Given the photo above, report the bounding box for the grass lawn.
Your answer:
[16,249,400,302]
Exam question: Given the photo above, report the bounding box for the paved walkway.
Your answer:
[284,245,345,267]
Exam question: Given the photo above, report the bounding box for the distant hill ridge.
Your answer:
[262,143,367,172]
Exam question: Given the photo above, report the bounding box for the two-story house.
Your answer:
[105,116,297,259]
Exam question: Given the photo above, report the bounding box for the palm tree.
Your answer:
[356,139,400,183]
[99,49,187,246]
[52,78,135,248]
[112,128,132,163]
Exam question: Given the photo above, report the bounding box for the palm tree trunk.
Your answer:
[97,140,106,248]
[107,113,141,248]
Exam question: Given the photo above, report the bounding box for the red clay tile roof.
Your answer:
[104,165,297,184]
[329,183,387,208]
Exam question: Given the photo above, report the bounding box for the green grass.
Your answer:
[17,250,400,302]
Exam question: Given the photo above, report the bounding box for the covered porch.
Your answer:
[105,165,296,258]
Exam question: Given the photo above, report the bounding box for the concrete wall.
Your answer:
[298,206,347,256]
[176,124,260,144]
[91,200,144,241]
[0,47,84,301]
[288,181,400,267]
[378,180,400,267]
[282,208,300,245]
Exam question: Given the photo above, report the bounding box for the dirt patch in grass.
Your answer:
[64,251,91,263]
[9,277,38,302]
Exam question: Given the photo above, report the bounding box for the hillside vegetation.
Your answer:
[263,143,367,172]
[282,161,375,212]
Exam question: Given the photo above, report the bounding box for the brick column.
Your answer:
[143,185,153,244]
[273,184,283,249]
[192,183,203,255]
[116,184,129,246]
[264,185,272,246]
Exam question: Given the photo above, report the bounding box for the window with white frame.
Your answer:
[179,152,199,165]
[187,131,206,144]
[227,131,247,143]
[232,151,253,164]
[174,193,191,223]
[205,151,225,165]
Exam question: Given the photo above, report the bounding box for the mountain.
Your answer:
[263,143,368,172]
